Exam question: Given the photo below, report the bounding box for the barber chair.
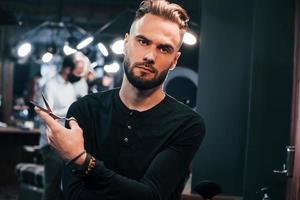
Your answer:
[193,181,222,200]
[15,145,44,200]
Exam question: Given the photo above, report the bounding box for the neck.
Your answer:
[60,71,69,82]
[119,75,166,112]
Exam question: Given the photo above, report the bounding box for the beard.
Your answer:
[123,55,170,90]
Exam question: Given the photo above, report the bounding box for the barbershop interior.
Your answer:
[0,0,299,200]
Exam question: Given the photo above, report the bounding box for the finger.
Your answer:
[34,107,61,131]
[47,135,50,144]
[68,118,81,132]
[46,128,54,144]
[46,127,52,137]
[47,137,57,150]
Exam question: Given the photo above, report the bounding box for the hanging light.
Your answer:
[104,61,120,73]
[97,42,109,57]
[183,32,197,45]
[17,42,32,57]
[13,21,97,63]
[42,52,53,63]
[63,44,77,55]
[40,43,57,63]
[111,39,124,55]
[77,36,94,50]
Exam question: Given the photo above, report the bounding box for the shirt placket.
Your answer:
[121,110,135,148]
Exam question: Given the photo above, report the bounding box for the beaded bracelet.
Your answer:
[65,150,86,166]
[84,153,96,176]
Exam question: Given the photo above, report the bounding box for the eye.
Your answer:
[159,47,171,54]
[138,38,149,46]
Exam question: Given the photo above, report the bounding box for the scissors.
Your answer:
[30,93,77,122]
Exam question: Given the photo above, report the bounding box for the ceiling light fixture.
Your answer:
[111,39,124,55]
[63,44,77,55]
[97,42,109,57]
[104,62,120,73]
[42,52,53,63]
[76,36,94,50]
[17,42,32,58]
[183,32,197,45]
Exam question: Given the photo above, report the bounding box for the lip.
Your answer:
[136,66,154,73]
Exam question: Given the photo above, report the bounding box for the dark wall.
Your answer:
[243,0,295,199]
[193,0,294,199]
[193,0,253,196]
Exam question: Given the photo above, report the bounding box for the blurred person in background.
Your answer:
[39,52,89,200]
[71,52,90,98]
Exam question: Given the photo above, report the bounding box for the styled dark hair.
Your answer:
[62,52,89,72]
[62,54,76,71]
[134,0,189,32]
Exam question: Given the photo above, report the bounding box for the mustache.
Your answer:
[133,61,157,73]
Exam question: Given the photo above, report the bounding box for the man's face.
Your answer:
[123,14,182,90]
[73,59,86,77]
[68,59,86,83]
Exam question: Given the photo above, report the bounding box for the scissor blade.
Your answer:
[41,93,52,113]
[30,101,60,120]
[30,101,50,113]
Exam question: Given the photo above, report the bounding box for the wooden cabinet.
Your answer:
[0,127,39,185]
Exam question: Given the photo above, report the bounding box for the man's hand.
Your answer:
[35,107,86,165]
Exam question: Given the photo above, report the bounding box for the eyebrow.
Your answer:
[135,35,175,52]
[135,35,151,44]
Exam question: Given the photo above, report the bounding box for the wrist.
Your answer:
[74,152,87,165]
[68,152,96,178]
[66,150,86,166]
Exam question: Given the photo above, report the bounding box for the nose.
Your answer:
[143,47,156,64]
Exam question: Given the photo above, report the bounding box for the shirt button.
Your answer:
[124,137,129,143]
[127,125,132,130]
[129,111,134,116]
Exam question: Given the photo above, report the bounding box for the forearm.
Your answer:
[63,140,200,200]
[63,159,160,200]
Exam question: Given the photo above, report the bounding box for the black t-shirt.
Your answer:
[63,88,205,200]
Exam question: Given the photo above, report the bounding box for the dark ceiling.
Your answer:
[0,0,201,59]
[0,0,200,33]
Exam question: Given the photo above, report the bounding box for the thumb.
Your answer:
[68,118,81,131]
[34,107,60,131]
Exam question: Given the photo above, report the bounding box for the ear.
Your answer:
[123,33,129,54]
[64,67,71,74]
[124,33,129,44]
[170,51,181,71]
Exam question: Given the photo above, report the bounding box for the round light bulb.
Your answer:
[111,39,124,55]
[17,42,32,57]
[42,52,53,63]
[183,32,197,45]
